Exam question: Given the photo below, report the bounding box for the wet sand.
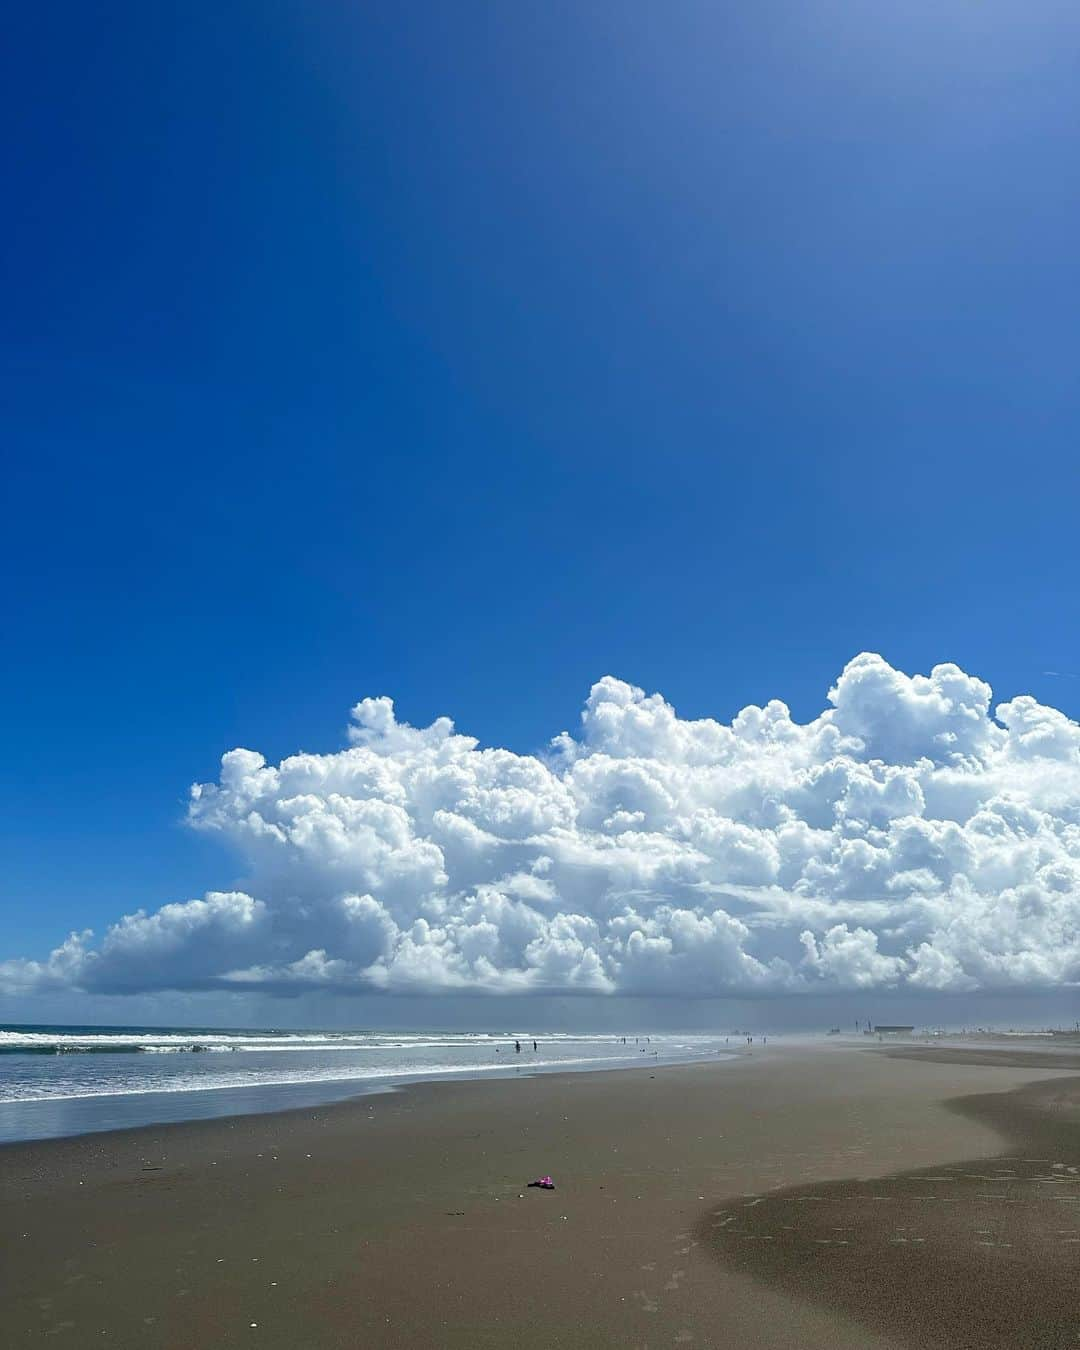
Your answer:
[1,1043,1073,1348]
[703,1046,1080,1349]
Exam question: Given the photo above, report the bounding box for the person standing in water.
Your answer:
[515,1040,521,1053]
[533,1040,537,1051]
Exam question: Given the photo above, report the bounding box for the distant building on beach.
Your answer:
[869,1024,914,1037]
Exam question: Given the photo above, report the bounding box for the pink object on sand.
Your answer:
[528,1175,555,1189]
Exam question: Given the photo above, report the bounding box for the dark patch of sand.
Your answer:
[700,1052,1080,1349]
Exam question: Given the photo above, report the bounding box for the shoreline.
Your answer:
[0,1028,742,1148]
[0,1044,741,1150]
[3,1043,1074,1348]
[0,1047,741,1155]
[7,1030,1078,1152]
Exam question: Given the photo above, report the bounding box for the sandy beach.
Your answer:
[3,1042,1079,1349]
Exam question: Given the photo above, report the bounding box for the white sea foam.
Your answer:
[0,1025,726,1110]
[0,1054,637,1103]
[0,1028,625,1052]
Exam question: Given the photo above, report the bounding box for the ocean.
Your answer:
[0,1024,738,1145]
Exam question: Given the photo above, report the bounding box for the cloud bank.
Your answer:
[6,654,1080,1000]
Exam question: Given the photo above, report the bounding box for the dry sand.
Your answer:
[2,1042,1076,1349]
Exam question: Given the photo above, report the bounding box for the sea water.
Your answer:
[0,1024,737,1145]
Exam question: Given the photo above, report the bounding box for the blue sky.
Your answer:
[4,3,1080,1022]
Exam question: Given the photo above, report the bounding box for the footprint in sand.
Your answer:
[674,1332,694,1343]
[633,1290,659,1313]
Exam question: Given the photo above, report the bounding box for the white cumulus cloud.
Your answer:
[5,653,1080,1000]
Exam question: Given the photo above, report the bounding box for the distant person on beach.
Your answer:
[515,1040,521,1053]
[533,1040,537,1051]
